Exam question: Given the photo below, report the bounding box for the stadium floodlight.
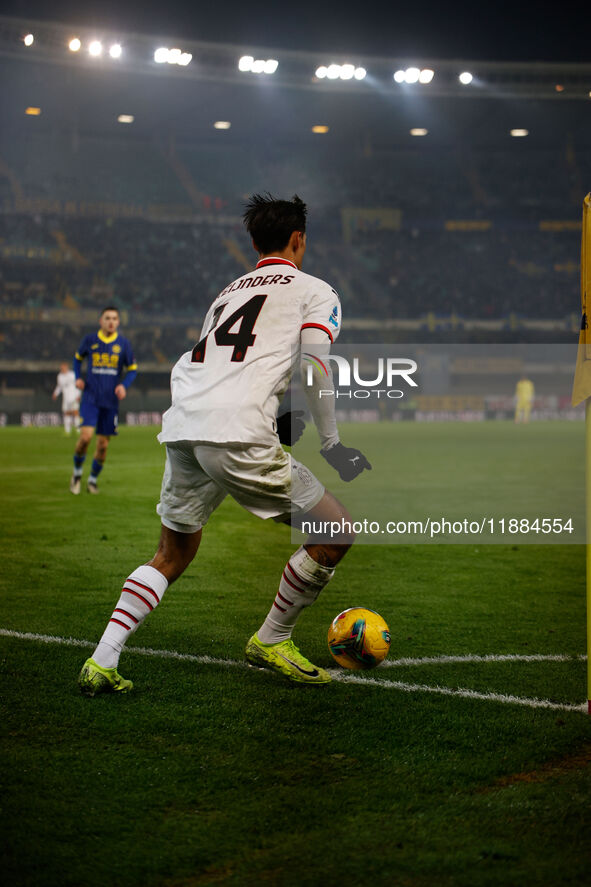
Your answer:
[88,40,102,57]
[314,63,364,81]
[410,128,428,136]
[23,33,34,47]
[312,125,330,133]
[393,69,406,83]
[25,107,41,116]
[109,43,122,59]
[117,114,134,123]
[154,47,192,65]
[239,56,277,75]
[69,37,81,52]
[419,68,434,83]
[214,121,231,129]
[404,67,420,83]
[510,128,529,137]
[459,71,473,85]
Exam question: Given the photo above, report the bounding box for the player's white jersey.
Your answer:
[159,257,341,446]
[54,370,79,409]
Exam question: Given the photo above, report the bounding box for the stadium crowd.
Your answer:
[0,213,579,327]
[0,130,585,365]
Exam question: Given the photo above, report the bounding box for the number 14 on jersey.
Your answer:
[192,295,268,363]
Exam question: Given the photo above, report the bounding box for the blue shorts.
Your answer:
[79,399,119,436]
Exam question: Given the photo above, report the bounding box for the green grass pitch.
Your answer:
[1,424,590,887]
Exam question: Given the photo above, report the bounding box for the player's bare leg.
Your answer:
[75,426,94,454]
[79,525,202,695]
[147,524,202,583]
[87,434,110,493]
[301,488,355,565]
[246,491,355,684]
[70,426,94,494]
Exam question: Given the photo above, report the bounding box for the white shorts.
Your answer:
[156,441,325,534]
[62,397,79,412]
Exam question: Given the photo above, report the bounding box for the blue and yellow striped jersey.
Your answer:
[74,330,137,408]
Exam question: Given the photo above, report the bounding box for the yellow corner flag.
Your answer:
[572,193,591,406]
[572,194,591,714]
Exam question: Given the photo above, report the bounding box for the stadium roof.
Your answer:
[3,0,591,64]
[3,15,591,100]
[2,15,591,150]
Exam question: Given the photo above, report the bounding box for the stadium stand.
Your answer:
[0,41,589,419]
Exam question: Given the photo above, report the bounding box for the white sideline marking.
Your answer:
[0,628,586,713]
[0,629,247,669]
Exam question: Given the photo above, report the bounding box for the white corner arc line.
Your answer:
[382,652,587,667]
[330,672,587,712]
[0,628,586,713]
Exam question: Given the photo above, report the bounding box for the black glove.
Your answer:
[276,410,306,446]
[320,442,372,481]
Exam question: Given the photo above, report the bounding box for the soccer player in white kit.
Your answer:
[78,194,371,695]
[52,362,79,434]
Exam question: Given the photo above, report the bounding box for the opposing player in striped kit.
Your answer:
[69,307,137,495]
[78,194,371,695]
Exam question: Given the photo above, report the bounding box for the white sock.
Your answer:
[64,415,72,433]
[257,546,334,644]
[93,565,169,668]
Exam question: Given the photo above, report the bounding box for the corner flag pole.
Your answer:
[585,198,591,716]
[572,194,591,713]
[587,399,591,713]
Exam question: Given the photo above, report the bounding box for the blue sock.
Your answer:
[73,454,85,478]
[88,459,104,484]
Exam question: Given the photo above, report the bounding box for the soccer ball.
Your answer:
[327,607,391,670]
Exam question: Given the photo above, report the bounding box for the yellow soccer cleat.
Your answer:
[245,634,331,684]
[78,658,133,697]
